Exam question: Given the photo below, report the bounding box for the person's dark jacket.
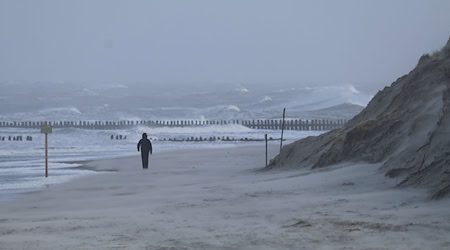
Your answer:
[137,134,152,154]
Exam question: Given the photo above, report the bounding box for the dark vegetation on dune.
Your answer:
[269,37,450,199]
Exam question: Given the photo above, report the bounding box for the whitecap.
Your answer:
[235,87,249,94]
[226,105,241,112]
[259,96,273,103]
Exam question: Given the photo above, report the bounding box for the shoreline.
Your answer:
[1,143,450,249]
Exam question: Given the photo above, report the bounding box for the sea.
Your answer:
[0,82,373,199]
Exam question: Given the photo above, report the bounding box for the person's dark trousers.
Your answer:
[141,152,149,169]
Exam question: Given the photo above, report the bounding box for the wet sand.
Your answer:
[1,144,450,249]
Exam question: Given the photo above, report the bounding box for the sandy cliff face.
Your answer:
[269,37,450,199]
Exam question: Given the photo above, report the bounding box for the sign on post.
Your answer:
[40,123,52,134]
[40,122,52,177]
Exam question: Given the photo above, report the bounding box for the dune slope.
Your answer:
[269,37,450,199]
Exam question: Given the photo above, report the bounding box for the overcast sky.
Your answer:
[1,0,449,88]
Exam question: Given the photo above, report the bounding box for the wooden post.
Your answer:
[45,133,48,177]
[265,134,268,168]
[280,108,286,154]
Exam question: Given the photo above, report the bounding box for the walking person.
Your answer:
[137,133,152,169]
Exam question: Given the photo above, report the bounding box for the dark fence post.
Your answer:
[280,108,286,153]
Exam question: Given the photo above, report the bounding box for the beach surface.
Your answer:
[1,144,450,250]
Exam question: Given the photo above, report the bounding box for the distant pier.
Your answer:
[0,119,346,131]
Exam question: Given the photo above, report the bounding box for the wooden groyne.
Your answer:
[0,119,346,131]
[0,135,33,141]
[158,136,286,142]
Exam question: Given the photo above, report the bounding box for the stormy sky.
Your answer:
[1,0,449,88]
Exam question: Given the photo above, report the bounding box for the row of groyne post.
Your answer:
[0,136,33,141]
[159,136,285,142]
[0,119,347,131]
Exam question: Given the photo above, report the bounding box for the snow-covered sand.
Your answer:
[1,144,450,249]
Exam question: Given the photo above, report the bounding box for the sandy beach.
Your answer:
[1,144,450,250]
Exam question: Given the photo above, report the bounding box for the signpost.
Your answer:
[40,122,52,177]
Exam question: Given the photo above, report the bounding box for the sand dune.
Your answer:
[269,37,450,199]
